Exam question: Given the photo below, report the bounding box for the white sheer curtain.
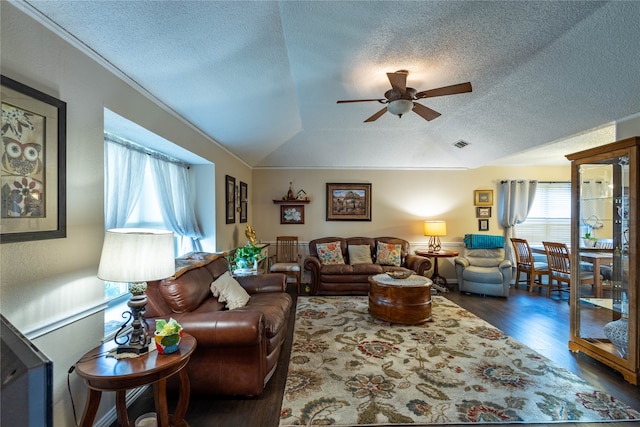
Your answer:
[148,155,204,253]
[499,180,538,262]
[104,135,204,253]
[104,137,146,229]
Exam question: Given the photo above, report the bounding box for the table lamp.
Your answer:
[98,228,175,354]
[424,220,447,253]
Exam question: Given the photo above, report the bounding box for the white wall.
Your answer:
[0,4,251,426]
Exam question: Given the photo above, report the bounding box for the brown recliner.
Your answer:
[145,252,292,396]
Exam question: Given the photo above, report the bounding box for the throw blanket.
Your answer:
[172,251,227,278]
[464,233,504,249]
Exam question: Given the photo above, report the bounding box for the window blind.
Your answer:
[515,182,571,244]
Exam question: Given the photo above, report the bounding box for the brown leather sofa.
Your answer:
[304,237,432,295]
[145,252,292,396]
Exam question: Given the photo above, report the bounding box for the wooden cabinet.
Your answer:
[566,136,638,384]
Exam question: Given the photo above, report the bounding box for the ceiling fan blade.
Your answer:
[387,71,408,93]
[337,99,385,103]
[415,82,472,99]
[412,103,441,121]
[364,107,388,122]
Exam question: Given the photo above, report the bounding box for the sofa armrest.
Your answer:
[170,310,264,347]
[304,256,322,294]
[237,273,286,294]
[454,256,470,268]
[404,254,432,276]
[498,260,513,271]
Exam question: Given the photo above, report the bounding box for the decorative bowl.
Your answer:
[154,330,183,354]
[386,270,412,279]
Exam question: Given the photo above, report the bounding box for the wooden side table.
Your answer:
[75,333,196,427]
[414,249,459,290]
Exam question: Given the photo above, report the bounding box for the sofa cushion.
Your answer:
[348,244,373,264]
[464,248,505,267]
[237,292,291,338]
[317,241,345,265]
[211,271,251,310]
[159,267,214,313]
[375,242,402,266]
[463,265,505,283]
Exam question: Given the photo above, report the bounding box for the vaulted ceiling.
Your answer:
[22,1,640,169]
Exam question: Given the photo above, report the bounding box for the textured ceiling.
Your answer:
[22,1,640,169]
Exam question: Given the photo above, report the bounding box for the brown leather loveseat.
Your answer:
[145,252,292,396]
[304,237,432,295]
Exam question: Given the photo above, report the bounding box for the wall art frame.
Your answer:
[239,181,248,223]
[478,219,489,231]
[280,205,304,224]
[476,207,492,218]
[225,175,236,224]
[1,75,67,243]
[326,182,372,221]
[474,189,493,206]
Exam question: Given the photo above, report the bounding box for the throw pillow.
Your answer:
[316,241,345,265]
[348,244,373,265]
[375,242,402,266]
[210,271,250,310]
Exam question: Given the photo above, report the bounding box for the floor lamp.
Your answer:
[98,228,175,354]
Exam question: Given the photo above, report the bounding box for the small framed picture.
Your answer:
[225,175,235,224]
[478,219,489,231]
[239,181,248,223]
[474,190,493,206]
[281,205,305,224]
[476,207,491,218]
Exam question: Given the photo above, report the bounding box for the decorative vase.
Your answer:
[155,330,183,354]
[604,317,628,359]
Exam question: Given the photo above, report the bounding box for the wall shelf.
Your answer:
[273,200,310,204]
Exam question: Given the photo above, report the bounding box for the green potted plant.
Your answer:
[583,232,598,248]
[233,244,265,271]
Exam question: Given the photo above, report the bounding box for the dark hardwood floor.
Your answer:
[118,286,640,427]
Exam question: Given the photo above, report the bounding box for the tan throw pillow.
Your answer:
[210,271,250,310]
[375,242,402,266]
[316,241,345,265]
[348,245,373,265]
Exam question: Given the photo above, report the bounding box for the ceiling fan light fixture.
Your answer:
[387,99,413,117]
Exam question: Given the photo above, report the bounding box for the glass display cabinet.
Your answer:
[566,136,638,384]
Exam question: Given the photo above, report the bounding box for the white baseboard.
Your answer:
[93,386,149,427]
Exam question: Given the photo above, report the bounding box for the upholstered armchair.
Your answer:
[454,248,512,297]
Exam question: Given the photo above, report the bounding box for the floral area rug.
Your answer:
[279,296,640,426]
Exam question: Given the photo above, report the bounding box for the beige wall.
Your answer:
[251,167,571,281]
[251,167,571,243]
[1,4,251,426]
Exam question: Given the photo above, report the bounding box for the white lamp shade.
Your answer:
[424,220,447,236]
[387,99,414,116]
[98,228,175,282]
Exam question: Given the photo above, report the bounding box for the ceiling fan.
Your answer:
[337,70,472,122]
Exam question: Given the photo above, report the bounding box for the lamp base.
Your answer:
[116,342,150,355]
[428,236,442,253]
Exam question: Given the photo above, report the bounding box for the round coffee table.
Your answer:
[368,273,433,324]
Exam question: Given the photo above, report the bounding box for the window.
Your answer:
[104,283,130,338]
[514,182,571,245]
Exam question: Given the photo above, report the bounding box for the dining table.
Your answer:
[530,244,613,298]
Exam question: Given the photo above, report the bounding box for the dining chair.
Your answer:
[542,241,597,299]
[270,236,301,293]
[510,238,549,293]
[582,239,614,293]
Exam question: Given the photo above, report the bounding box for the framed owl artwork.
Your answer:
[1,75,66,243]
